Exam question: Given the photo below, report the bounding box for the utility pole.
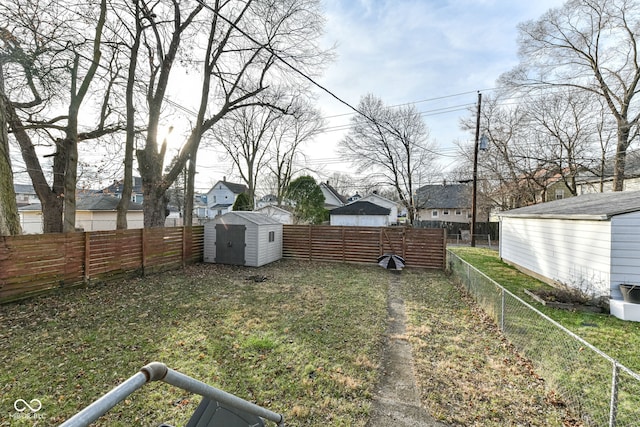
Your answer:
[471,92,482,248]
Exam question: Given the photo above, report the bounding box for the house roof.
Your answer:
[330,201,390,216]
[102,177,143,194]
[210,180,247,195]
[576,150,640,183]
[255,205,293,215]
[210,203,233,209]
[415,184,471,209]
[14,183,36,194]
[499,190,640,220]
[320,182,348,205]
[19,194,143,211]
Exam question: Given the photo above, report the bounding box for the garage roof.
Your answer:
[499,191,640,220]
[330,201,390,216]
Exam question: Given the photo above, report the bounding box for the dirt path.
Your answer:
[366,274,447,427]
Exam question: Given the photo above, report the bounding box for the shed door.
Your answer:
[215,224,246,265]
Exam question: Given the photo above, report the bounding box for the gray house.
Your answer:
[203,212,282,267]
[499,191,640,321]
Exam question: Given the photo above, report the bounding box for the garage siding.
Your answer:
[500,217,611,296]
[611,212,640,292]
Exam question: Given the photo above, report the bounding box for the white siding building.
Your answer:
[358,193,399,225]
[330,201,390,227]
[206,179,248,218]
[18,194,144,233]
[204,212,282,267]
[499,191,640,321]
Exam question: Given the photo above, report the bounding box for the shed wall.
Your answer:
[500,217,611,296]
[203,222,217,263]
[255,224,283,267]
[611,212,640,296]
[203,213,283,267]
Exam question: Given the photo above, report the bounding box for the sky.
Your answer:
[298,0,566,188]
[10,0,567,193]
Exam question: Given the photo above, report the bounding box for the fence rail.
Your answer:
[0,226,204,303]
[283,225,446,269]
[448,250,640,427]
[1,225,444,303]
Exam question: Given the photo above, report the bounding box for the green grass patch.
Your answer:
[449,246,640,372]
[0,261,387,426]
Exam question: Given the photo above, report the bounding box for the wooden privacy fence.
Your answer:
[282,225,446,269]
[0,226,204,303]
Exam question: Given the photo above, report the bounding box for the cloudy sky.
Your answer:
[303,0,566,185]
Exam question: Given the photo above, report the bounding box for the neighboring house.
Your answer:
[18,194,144,234]
[254,204,294,225]
[206,178,248,218]
[358,193,399,225]
[320,181,347,209]
[576,150,640,194]
[330,201,390,227]
[255,194,279,209]
[102,176,144,204]
[14,183,39,207]
[498,191,640,322]
[347,193,362,203]
[415,183,482,224]
[193,194,208,219]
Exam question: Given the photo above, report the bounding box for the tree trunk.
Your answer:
[117,0,142,230]
[183,148,198,227]
[612,124,631,191]
[0,91,21,236]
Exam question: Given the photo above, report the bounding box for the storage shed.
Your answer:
[204,212,282,267]
[499,191,640,321]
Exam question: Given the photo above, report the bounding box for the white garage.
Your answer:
[499,191,640,321]
[204,212,283,267]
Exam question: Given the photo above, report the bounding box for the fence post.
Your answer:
[84,232,91,283]
[609,361,619,427]
[182,226,187,268]
[141,228,147,276]
[500,288,505,332]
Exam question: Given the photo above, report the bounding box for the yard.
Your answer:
[450,246,640,372]
[1,260,576,426]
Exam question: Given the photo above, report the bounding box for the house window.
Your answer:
[443,210,449,216]
[555,189,564,200]
[455,210,462,215]
[431,210,438,218]
[268,231,275,242]
[213,196,216,203]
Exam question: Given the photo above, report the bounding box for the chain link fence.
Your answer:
[448,250,640,427]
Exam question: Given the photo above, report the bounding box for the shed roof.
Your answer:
[216,211,282,225]
[330,201,390,216]
[499,190,640,220]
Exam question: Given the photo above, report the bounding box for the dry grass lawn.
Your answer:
[0,260,577,426]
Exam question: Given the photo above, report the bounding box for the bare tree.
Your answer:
[1,0,121,233]
[338,94,439,224]
[128,0,329,227]
[215,105,282,209]
[268,102,323,204]
[526,89,601,197]
[502,0,640,191]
